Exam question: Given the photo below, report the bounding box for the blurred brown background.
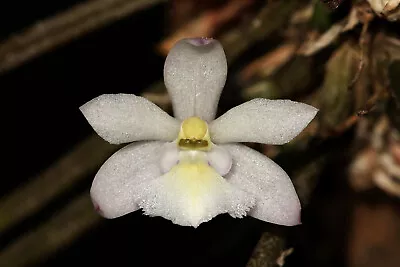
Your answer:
[0,1,399,266]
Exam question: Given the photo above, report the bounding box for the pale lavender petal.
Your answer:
[210,99,318,145]
[80,94,180,144]
[159,142,180,174]
[222,144,301,226]
[207,144,232,176]
[164,38,227,122]
[90,141,165,218]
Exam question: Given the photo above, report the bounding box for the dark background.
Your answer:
[0,1,359,267]
[0,2,269,267]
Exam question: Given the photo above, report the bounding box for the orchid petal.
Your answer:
[207,144,232,176]
[159,142,180,174]
[80,94,180,144]
[210,99,318,145]
[90,141,165,219]
[164,38,228,122]
[223,144,301,226]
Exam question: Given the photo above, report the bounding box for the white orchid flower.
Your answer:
[80,38,318,228]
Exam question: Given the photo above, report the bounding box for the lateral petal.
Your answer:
[90,141,165,218]
[80,94,180,144]
[210,99,318,145]
[223,144,301,226]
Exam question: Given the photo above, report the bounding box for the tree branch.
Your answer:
[0,135,119,235]
[0,193,99,267]
[0,0,166,74]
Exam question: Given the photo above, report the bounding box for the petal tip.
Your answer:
[283,200,302,226]
[294,209,302,226]
[78,99,92,116]
[287,206,302,226]
[79,94,107,112]
[308,104,319,117]
[78,104,85,113]
[91,197,106,218]
[185,37,215,46]
[90,187,119,219]
[274,207,302,226]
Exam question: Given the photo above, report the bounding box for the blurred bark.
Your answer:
[158,0,253,55]
[220,0,299,62]
[1,0,400,266]
[0,0,166,73]
[246,232,285,267]
[0,194,98,267]
[348,202,400,267]
[0,135,118,235]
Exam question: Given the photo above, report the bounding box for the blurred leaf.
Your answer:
[299,7,360,56]
[311,0,333,31]
[318,42,358,129]
[242,56,312,100]
[241,80,281,101]
[275,56,313,97]
[388,61,400,130]
[240,43,298,81]
[388,61,400,99]
[221,0,299,61]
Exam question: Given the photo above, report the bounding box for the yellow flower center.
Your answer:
[178,117,211,151]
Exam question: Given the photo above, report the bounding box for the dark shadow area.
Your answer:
[1,2,270,267]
